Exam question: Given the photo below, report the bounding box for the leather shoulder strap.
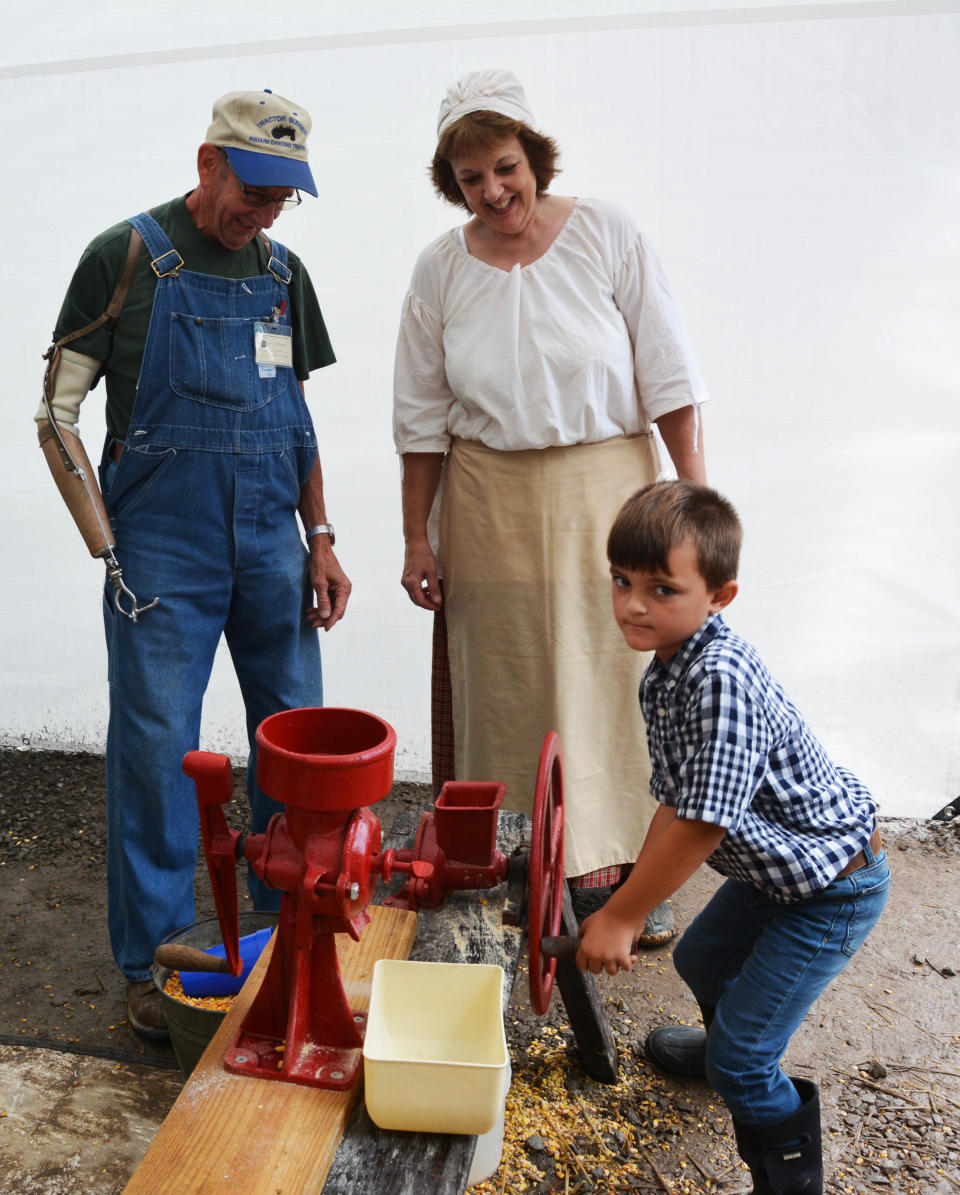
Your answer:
[47,228,144,356]
[104,227,144,323]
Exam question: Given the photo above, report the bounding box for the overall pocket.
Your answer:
[168,312,280,409]
[105,448,178,521]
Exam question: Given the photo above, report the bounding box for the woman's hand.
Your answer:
[399,452,445,610]
[401,540,443,610]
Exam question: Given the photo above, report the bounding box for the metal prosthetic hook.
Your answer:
[102,550,160,623]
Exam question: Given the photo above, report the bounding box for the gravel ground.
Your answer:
[1,747,958,1193]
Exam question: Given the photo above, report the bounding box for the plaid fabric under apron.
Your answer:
[431,600,455,801]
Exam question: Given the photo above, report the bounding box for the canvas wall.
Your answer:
[2,0,958,814]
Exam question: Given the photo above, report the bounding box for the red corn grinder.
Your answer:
[183,710,566,1090]
[182,707,429,1091]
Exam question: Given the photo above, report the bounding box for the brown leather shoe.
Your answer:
[126,978,169,1040]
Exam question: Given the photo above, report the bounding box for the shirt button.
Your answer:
[657,707,667,717]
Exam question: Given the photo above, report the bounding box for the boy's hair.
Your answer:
[431,111,561,210]
[607,480,742,589]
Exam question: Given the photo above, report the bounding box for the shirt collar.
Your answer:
[649,612,727,683]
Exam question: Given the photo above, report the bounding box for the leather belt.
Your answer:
[837,827,882,878]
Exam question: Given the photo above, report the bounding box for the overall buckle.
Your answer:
[151,249,183,278]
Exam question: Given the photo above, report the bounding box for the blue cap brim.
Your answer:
[224,145,317,198]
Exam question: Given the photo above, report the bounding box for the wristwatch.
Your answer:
[305,523,335,546]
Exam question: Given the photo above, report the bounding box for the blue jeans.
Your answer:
[672,848,890,1125]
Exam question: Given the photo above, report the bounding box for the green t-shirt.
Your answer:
[53,195,336,439]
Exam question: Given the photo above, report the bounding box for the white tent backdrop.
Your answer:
[2,1,958,814]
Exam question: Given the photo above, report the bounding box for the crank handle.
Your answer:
[540,934,641,959]
[154,944,234,974]
[101,551,160,623]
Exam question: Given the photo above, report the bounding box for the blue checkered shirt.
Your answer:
[640,614,877,902]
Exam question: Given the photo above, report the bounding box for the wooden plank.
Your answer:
[124,904,418,1195]
[322,809,529,1195]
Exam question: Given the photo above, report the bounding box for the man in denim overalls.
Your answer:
[37,90,349,1038]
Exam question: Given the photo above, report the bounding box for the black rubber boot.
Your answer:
[733,1119,771,1194]
[643,1004,714,1078]
[733,1077,823,1194]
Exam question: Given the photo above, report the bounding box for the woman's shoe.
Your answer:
[635,900,677,946]
[569,890,677,947]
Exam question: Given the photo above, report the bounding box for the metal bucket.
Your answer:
[151,912,278,1075]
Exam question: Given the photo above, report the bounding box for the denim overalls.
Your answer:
[99,212,324,981]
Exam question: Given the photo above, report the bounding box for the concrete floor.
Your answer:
[0,1043,182,1194]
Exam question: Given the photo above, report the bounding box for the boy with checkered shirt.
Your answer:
[575,480,889,1195]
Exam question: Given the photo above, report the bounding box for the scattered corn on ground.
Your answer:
[469,1017,744,1194]
[469,947,751,1195]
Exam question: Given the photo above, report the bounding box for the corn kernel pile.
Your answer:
[470,1022,745,1194]
[163,972,236,1013]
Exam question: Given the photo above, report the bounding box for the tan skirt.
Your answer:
[440,434,660,878]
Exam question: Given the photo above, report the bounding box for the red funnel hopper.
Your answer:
[256,706,396,812]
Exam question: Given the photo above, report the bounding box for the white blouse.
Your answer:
[393,197,709,454]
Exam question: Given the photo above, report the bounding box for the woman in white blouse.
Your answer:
[394,70,709,940]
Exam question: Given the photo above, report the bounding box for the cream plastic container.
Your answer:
[466,1058,512,1187]
[363,960,510,1136]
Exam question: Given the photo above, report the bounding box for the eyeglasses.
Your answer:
[220,150,301,212]
[237,178,301,212]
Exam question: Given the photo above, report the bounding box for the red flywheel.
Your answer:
[527,732,565,1015]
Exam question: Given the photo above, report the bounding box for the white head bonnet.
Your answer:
[437,69,537,138]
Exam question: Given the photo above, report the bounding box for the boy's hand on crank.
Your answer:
[575,906,641,976]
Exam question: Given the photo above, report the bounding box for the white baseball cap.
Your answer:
[207,88,317,197]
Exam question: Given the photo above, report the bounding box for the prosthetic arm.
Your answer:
[37,345,158,623]
[37,227,157,623]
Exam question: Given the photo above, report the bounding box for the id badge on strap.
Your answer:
[254,322,293,378]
